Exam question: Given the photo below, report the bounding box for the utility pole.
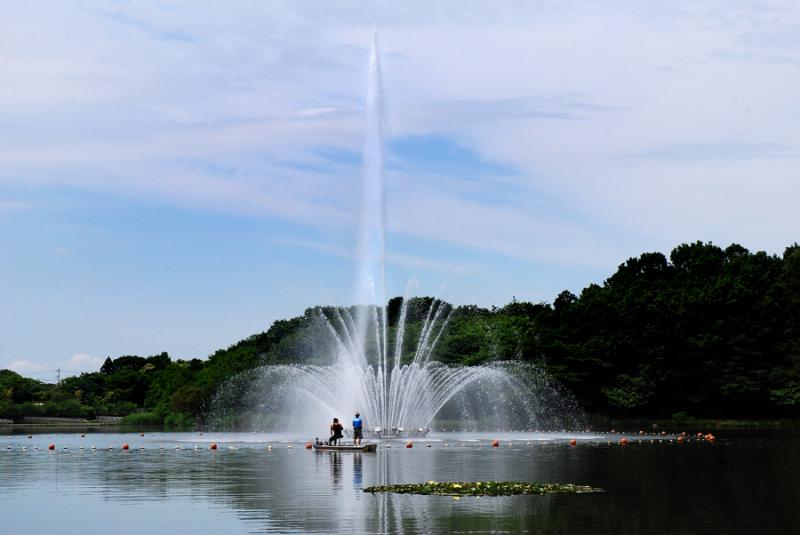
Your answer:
[56,368,61,385]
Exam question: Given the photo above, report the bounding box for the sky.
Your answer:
[2,1,799,380]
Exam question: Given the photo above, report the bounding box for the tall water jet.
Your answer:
[209,30,582,436]
[355,28,391,427]
[357,27,387,311]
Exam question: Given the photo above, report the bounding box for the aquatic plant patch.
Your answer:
[364,481,602,496]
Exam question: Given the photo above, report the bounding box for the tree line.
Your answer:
[2,241,798,425]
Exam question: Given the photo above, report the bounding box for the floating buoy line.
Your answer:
[2,430,722,454]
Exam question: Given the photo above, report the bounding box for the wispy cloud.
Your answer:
[632,141,797,161]
[6,360,49,375]
[66,353,105,372]
[4,353,105,380]
[3,1,800,372]
[274,236,475,273]
[97,10,196,43]
[0,201,30,214]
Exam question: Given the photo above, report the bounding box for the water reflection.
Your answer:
[353,453,363,488]
[1,432,799,534]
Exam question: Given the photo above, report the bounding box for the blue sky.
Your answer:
[2,1,799,379]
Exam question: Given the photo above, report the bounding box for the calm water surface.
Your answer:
[1,430,797,534]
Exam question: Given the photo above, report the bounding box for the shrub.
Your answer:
[120,411,163,426]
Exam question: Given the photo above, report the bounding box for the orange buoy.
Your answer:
[677,436,685,444]
[491,440,500,447]
[210,443,217,450]
[122,444,129,450]
[305,442,313,450]
[569,439,577,446]
[619,437,629,445]
[48,444,55,450]
[705,434,716,442]
[406,442,413,448]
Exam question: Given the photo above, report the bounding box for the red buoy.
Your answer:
[677,436,685,444]
[619,437,629,445]
[491,440,499,447]
[48,444,55,450]
[569,439,577,446]
[406,442,413,448]
[122,444,129,450]
[305,442,313,450]
[210,443,217,450]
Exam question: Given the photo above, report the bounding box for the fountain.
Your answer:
[210,30,580,436]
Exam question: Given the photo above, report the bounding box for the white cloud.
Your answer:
[3,354,105,379]
[65,353,105,373]
[5,360,49,374]
[1,0,799,269]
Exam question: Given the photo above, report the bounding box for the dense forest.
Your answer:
[2,241,799,425]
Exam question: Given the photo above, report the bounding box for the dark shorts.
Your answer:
[354,428,363,439]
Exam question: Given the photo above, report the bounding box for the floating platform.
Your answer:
[313,443,377,452]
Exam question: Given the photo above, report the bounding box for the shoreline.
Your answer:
[584,415,800,431]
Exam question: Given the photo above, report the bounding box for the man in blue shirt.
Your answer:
[352,412,363,446]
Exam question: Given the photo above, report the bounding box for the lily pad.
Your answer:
[363,481,603,496]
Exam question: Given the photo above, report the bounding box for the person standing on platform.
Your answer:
[352,412,363,446]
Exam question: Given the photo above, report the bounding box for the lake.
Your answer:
[1,429,798,534]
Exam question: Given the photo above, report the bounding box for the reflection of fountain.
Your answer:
[212,30,580,435]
